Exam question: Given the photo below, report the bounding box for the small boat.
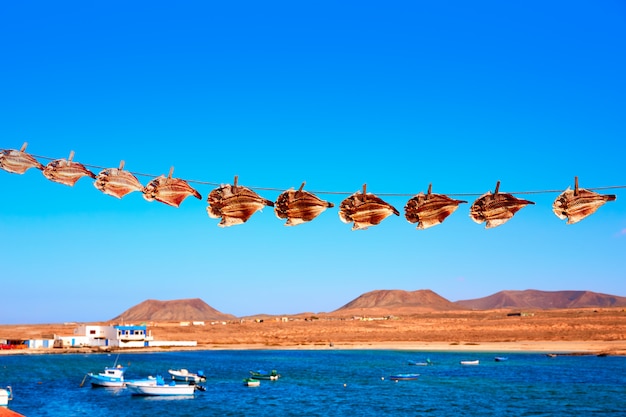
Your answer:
[389,374,420,381]
[124,376,157,387]
[546,353,557,358]
[249,370,280,380]
[243,378,260,387]
[85,364,127,387]
[126,375,196,396]
[494,356,508,362]
[168,369,206,383]
[460,360,480,366]
[408,358,432,366]
[0,386,13,406]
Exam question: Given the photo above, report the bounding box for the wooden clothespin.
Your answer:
[296,182,306,198]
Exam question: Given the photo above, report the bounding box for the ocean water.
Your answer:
[1,350,625,416]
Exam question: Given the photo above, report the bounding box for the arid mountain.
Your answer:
[331,289,463,316]
[455,290,626,310]
[109,290,626,323]
[111,298,235,322]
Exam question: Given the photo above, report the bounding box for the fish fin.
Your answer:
[219,216,245,227]
[285,217,306,227]
[206,207,222,219]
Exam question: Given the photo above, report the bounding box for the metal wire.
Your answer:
[18,152,626,198]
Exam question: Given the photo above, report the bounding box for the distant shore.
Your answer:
[2,308,625,356]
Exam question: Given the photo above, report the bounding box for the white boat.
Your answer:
[389,373,420,381]
[86,365,127,387]
[0,386,13,406]
[126,375,196,396]
[243,378,260,387]
[460,360,480,365]
[125,376,157,387]
[168,369,206,383]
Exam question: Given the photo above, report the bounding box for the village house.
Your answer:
[36,324,196,349]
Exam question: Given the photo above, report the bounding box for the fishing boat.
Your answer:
[460,360,480,365]
[126,376,196,396]
[0,386,13,406]
[124,376,157,387]
[249,370,280,380]
[85,364,127,387]
[168,369,206,383]
[243,378,260,387]
[389,373,420,381]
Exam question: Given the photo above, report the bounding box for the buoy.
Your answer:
[343,383,346,387]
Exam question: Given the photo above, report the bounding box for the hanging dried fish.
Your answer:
[0,143,44,174]
[207,176,274,227]
[339,184,399,230]
[42,150,96,186]
[94,160,144,199]
[142,167,201,207]
[553,177,616,224]
[470,181,534,228]
[405,184,467,229]
[274,182,334,226]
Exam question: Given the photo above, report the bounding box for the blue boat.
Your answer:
[85,365,127,387]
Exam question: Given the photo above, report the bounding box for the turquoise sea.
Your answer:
[1,350,625,416]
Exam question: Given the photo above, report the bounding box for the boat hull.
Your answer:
[88,374,125,388]
[126,383,195,396]
[249,374,278,380]
[249,370,280,380]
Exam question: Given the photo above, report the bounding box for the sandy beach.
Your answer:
[2,308,625,355]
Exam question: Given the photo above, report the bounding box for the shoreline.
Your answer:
[3,309,625,356]
[2,340,625,356]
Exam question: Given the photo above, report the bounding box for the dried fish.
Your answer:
[42,151,96,186]
[0,143,44,174]
[405,184,467,229]
[275,183,334,226]
[142,168,201,207]
[470,182,534,228]
[207,177,274,227]
[94,161,144,199]
[553,177,616,224]
[339,185,399,230]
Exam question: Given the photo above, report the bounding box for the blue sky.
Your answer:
[1,1,625,324]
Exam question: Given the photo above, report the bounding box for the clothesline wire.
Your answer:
[27,152,626,198]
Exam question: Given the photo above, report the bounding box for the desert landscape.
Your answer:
[2,290,626,355]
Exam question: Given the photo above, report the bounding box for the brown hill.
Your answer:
[455,290,626,310]
[111,298,236,322]
[331,289,463,316]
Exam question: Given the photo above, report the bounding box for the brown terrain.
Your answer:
[2,290,626,355]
